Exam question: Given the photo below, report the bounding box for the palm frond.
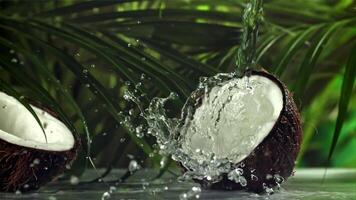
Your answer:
[0,0,355,173]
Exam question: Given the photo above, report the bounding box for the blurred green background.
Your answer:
[0,0,355,178]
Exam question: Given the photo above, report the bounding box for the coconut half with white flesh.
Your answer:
[180,71,302,192]
[0,92,79,192]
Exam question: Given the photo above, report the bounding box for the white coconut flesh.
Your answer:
[182,75,284,163]
[0,92,75,151]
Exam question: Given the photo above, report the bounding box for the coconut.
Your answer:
[179,70,302,193]
[0,92,79,192]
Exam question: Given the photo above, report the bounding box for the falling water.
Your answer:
[235,0,264,77]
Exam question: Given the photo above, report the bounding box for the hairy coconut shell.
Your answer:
[0,104,80,193]
[181,70,302,193]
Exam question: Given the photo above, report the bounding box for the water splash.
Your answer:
[122,69,284,194]
[124,73,248,183]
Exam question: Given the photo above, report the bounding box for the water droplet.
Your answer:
[179,193,188,200]
[101,192,111,200]
[43,122,48,129]
[11,58,18,63]
[169,92,179,100]
[238,176,247,186]
[274,174,284,183]
[123,94,130,101]
[251,174,258,181]
[70,176,80,185]
[109,186,117,193]
[128,160,141,173]
[160,159,166,168]
[2,105,7,109]
[266,174,273,180]
[239,162,245,168]
[192,186,201,192]
[141,181,149,190]
[135,125,144,138]
[140,73,146,80]
[30,158,40,167]
[129,109,135,116]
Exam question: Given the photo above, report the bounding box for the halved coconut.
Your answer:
[180,71,302,192]
[0,92,79,192]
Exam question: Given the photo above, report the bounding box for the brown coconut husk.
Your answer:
[181,70,302,193]
[0,103,80,193]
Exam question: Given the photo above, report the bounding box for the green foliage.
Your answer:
[328,42,356,161]
[0,0,355,177]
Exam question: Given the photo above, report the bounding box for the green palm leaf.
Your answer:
[0,0,355,174]
[328,43,356,161]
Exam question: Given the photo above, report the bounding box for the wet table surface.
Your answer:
[1,168,355,200]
